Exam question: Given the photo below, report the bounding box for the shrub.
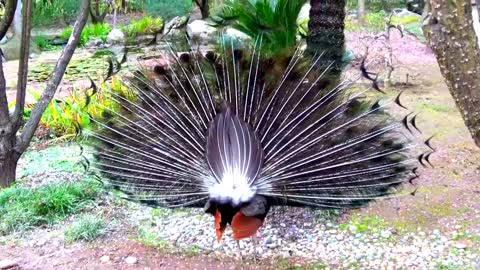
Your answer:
[0,180,102,234]
[123,16,164,38]
[28,77,134,140]
[61,23,112,47]
[212,0,307,58]
[64,214,107,242]
[33,35,57,51]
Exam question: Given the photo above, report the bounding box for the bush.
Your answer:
[143,0,192,21]
[64,214,107,242]
[33,35,57,51]
[123,16,164,38]
[33,0,81,26]
[61,23,112,47]
[0,180,102,234]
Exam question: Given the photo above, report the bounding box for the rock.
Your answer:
[186,20,217,45]
[35,238,47,247]
[392,8,422,20]
[125,256,138,264]
[100,255,110,263]
[0,259,18,270]
[135,35,156,45]
[454,243,467,249]
[107,29,125,44]
[86,38,103,48]
[381,230,392,239]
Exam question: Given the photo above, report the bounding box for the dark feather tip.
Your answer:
[395,91,407,109]
[205,51,217,62]
[410,114,422,133]
[233,49,243,60]
[180,53,191,63]
[408,175,419,185]
[153,65,166,75]
[418,153,427,167]
[425,152,434,168]
[424,136,435,151]
[402,113,413,133]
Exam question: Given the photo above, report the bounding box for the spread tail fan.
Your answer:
[85,37,428,239]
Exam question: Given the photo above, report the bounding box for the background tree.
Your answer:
[0,0,90,188]
[307,0,346,89]
[423,0,480,147]
[358,0,365,22]
[193,0,209,18]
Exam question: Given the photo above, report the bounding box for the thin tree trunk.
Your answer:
[0,0,91,187]
[358,0,365,22]
[307,0,346,88]
[423,0,480,147]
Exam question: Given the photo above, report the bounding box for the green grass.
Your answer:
[421,103,456,113]
[61,23,112,47]
[137,225,169,249]
[64,214,107,242]
[33,36,58,51]
[340,215,389,234]
[123,16,164,38]
[274,258,328,270]
[0,180,102,235]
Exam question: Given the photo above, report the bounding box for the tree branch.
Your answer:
[0,0,18,123]
[0,0,18,40]
[16,0,90,153]
[12,0,33,128]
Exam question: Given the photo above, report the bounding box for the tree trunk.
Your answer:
[423,0,480,147]
[0,123,19,187]
[476,0,480,21]
[358,0,365,22]
[307,0,346,89]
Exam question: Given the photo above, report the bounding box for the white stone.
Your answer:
[100,255,110,263]
[107,29,125,44]
[186,20,217,45]
[125,256,138,264]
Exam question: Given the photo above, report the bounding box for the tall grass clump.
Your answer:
[64,214,107,242]
[0,180,102,235]
[123,16,164,38]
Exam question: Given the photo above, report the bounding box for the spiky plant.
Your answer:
[211,0,307,58]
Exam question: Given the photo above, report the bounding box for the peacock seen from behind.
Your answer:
[89,38,429,243]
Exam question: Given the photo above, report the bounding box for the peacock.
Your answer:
[87,37,431,244]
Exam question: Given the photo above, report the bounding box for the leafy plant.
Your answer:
[64,214,107,242]
[61,23,112,47]
[29,77,134,141]
[0,180,102,234]
[212,0,307,58]
[33,35,59,51]
[123,16,164,38]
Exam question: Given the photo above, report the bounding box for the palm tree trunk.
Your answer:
[307,0,346,88]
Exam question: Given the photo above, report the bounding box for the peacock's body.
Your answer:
[89,39,427,241]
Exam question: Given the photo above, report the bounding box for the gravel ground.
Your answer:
[127,205,480,269]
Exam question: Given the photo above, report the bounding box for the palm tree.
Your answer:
[306,0,346,88]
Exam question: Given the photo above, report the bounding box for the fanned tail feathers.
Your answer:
[89,38,427,209]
